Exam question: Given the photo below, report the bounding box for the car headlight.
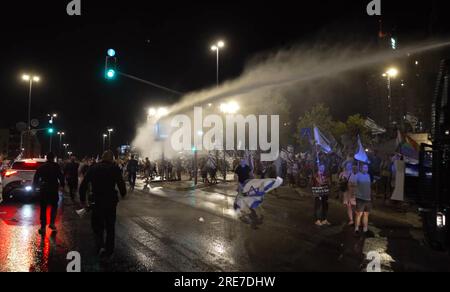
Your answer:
[25,186,33,192]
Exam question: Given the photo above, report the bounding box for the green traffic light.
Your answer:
[48,128,54,134]
[106,69,116,79]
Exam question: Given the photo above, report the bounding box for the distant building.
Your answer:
[366,20,430,133]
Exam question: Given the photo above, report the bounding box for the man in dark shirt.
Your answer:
[33,152,65,235]
[126,155,139,191]
[64,155,80,200]
[79,150,127,257]
[235,159,251,185]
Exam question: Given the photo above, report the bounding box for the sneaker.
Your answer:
[49,224,57,232]
[315,220,323,226]
[321,220,331,226]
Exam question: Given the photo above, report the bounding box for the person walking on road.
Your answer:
[64,155,80,201]
[339,162,358,226]
[79,150,127,258]
[127,155,138,191]
[355,164,373,236]
[33,152,65,235]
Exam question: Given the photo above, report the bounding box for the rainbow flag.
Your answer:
[398,133,420,161]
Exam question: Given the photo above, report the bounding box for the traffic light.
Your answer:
[48,128,54,134]
[105,49,118,80]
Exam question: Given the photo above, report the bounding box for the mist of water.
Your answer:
[133,40,450,160]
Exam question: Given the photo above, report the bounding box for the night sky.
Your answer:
[0,0,449,157]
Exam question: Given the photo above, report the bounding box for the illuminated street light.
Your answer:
[102,134,108,151]
[148,108,157,117]
[157,107,168,117]
[21,73,41,132]
[220,101,240,114]
[147,107,169,120]
[107,128,114,149]
[382,67,400,125]
[48,113,58,124]
[386,68,399,78]
[210,40,225,86]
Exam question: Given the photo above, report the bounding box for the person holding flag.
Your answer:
[310,126,333,226]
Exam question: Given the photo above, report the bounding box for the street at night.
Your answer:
[1,0,450,278]
[1,179,450,272]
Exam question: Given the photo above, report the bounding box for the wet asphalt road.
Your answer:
[1,180,450,272]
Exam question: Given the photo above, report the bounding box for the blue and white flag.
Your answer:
[354,135,370,164]
[313,126,332,153]
[234,177,283,212]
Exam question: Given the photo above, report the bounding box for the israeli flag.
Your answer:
[314,126,332,153]
[234,177,283,213]
[354,135,370,164]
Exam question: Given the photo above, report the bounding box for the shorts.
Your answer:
[356,199,372,213]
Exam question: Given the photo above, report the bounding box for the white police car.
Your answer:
[1,158,46,200]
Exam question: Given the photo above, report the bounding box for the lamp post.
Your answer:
[22,74,40,131]
[383,68,399,127]
[148,107,169,181]
[211,40,225,87]
[47,113,57,152]
[103,134,107,152]
[63,144,69,159]
[107,128,114,149]
[57,131,65,158]
[219,101,240,182]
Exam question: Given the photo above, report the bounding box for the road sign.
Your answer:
[16,122,27,132]
[31,119,39,128]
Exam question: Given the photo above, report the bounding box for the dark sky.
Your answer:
[0,0,449,157]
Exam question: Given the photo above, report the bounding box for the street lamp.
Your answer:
[47,113,58,152]
[102,134,107,152]
[107,128,114,149]
[57,131,65,157]
[211,40,225,87]
[48,113,58,124]
[21,74,40,131]
[219,101,240,182]
[147,107,169,122]
[219,101,240,114]
[382,67,399,126]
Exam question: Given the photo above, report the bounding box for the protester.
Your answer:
[33,152,65,235]
[312,164,331,226]
[380,154,392,201]
[391,155,406,202]
[339,162,358,225]
[234,159,255,218]
[127,155,139,191]
[143,157,151,188]
[64,155,80,201]
[79,150,127,258]
[355,164,372,235]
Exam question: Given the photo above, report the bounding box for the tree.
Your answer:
[295,103,334,151]
[345,114,370,145]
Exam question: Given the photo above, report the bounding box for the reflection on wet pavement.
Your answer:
[0,183,449,272]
